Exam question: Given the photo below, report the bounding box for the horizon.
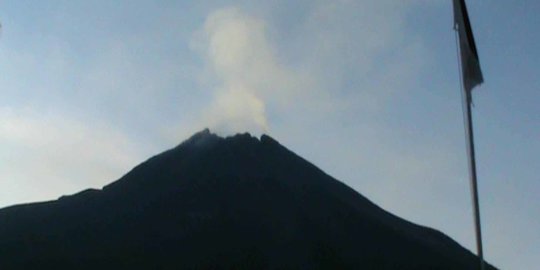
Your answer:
[1,1,539,269]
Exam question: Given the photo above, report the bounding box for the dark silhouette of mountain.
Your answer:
[0,130,497,269]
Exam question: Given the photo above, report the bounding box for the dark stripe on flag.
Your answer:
[459,0,479,60]
[453,0,484,97]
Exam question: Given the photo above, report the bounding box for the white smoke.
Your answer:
[192,7,302,136]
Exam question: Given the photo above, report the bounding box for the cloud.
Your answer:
[0,107,144,207]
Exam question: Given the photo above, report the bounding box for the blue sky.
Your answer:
[1,1,538,268]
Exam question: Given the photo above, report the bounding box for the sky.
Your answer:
[0,1,539,268]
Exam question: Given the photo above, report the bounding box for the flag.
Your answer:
[453,0,483,98]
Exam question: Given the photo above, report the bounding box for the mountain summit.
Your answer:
[0,130,496,269]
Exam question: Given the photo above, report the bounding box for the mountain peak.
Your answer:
[180,128,282,143]
[177,129,282,152]
[0,130,498,269]
[182,128,263,144]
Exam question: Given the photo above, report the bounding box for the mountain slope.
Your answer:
[0,130,497,269]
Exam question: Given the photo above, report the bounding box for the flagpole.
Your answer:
[463,90,485,270]
[454,28,486,270]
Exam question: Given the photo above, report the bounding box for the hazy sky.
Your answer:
[1,1,539,269]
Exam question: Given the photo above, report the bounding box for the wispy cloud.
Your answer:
[0,107,144,207]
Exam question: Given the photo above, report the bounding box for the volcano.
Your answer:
[0,130,496,269]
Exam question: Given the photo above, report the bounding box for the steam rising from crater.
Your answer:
[192,7,301,136]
